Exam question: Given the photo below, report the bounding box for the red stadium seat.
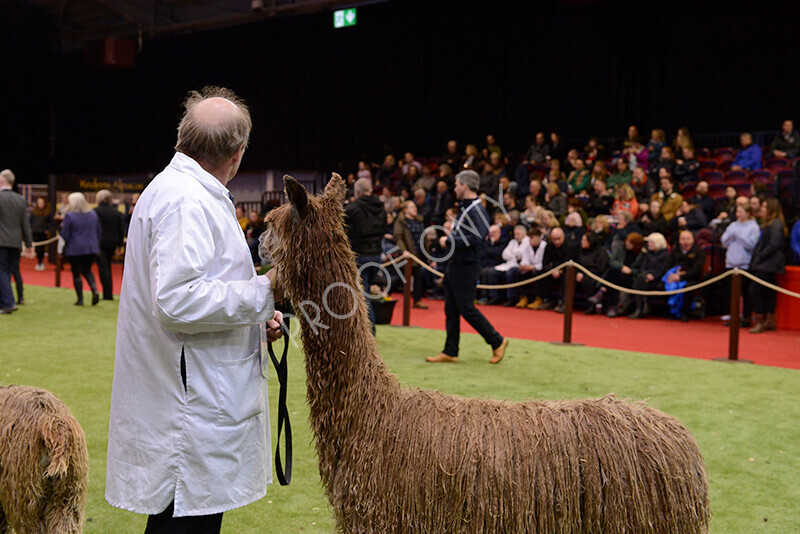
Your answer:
[696,147,711,158]
[702,170,724,184]
[766,157,791,170]
[698,159,718,170]
[708,183,727,199]
[749,169,774,183]
[724,170,748,184]
[713,147,737,158]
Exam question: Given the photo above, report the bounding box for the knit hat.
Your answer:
[455,170,480,192]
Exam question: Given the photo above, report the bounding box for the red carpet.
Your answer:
[16,257,799,369]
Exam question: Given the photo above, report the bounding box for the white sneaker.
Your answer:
[36,264,45,271]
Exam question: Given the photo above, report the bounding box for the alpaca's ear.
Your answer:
[324,173,346,203]
[284,175,308,220]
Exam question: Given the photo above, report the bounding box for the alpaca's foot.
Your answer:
[490,338,509,364]
[426,353,458,363]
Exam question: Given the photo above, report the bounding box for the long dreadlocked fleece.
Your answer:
[260,173,711,533]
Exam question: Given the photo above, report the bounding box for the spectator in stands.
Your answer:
[524,132,550,164]
[651,172,683,221]
[570,233,609,314]
[94,189,125,300]
[477,224,509,304]
[401,152,423,175]
[375,154,400,188]
[544,159,567,193]
[502,191,519,215]
[441,140,460,171]
[623,125,640,150]
[587,178,614,217]
[670,200,708,237]
[236,205,247,230]
[590,214,611,249]
[721,204,760,326]
[487,224,531,306]
[516,226,547,309]
[61,192,101,306]
[520,194,541,226]
[563,149,580,175]
[344,173,357,203]
[527,178,544,204]
[438,162,454,186]
[689,181,715,221]
[674,146,700,184]
[612,183,639,219]
[393,200,428,309]
[431,180,454,226]
[412,188,432,226]
[545,182,567,219]
[624,138,649,170]
[550,132,566,163]
[589,232,644,317]
[672,127,694,153]
[769,120,800,159]
[563,211,586,249]
[713,186,738,222]
[731,132,763,171]
[631,166,656,203]
[566,159,590,195]
[539,209,560,237]
[401,165,421,195]
[480,160,501,205]
[462,144,479,169]
[749,195,764,222]
[628,232,669,319]
[345,177,387,334]
[584,137,605,164]
[665,230,706,322]
[245,210,266,266]
[357,160,372,182]
[534,227,576,310]
[647,146,676,181]
[638,199,668,236]
[647,129,667,165]
[587,160,608,192]
[609,158,633,189]
[486,134,502,157]
[748,198,787,333]
[412,166,437,193]
[29,197,52,271]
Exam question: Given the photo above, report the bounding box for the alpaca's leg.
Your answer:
[0,506,8,534]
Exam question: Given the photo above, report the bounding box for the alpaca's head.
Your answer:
[260,173,351,297]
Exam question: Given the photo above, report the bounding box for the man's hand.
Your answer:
[519,264,534,273]
[266,268,284,301]
[266,310,283,343]
[439,235,448,248]
[667,273,681,283]
[576,272,584,283]
[645,273,654,282]
[621,265,632,275]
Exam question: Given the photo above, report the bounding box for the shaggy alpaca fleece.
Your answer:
[261,174,711,533]
[0,385,89,534]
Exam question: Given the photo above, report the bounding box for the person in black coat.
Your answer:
[344,178,387,334]
[535,227,577,310]
[94,190,125,300]
[664,230,706,321]
[571,232,609,314]
[748,198,787,333]
[477,224,509,303]
[430,180,454,227]
[629,232,670,319]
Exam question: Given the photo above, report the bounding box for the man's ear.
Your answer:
[324,173,346,204]
[284,175,308,220]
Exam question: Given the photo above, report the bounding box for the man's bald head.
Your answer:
[175,86,252,170]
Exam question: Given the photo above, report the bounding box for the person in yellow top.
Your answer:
[236,205,248,231]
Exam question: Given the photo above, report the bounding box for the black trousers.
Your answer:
[145,501,223,534]
[443,260,503,357]
[96,245,116,299]
[33,231,47,263]
[750,271,778,314]
[6,247,23,303]
[68,254,98,301]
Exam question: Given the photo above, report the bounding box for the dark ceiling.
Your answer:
[28,0,372,51]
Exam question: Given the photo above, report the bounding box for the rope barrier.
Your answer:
[379,252,800,300]
[30,235,60,247]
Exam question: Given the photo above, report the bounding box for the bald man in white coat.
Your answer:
[106,87,283,534]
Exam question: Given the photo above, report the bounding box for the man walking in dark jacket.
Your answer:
[345,178,387,334]
[427,170,508,364]
[94,189,126,300]
[0,169,33,314]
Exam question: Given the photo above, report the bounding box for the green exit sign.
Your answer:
[333,8,357,28]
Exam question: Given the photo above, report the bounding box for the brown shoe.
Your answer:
[413,301,429,309]
[426,353,458,363]
[489,338,509,364]
[764,313,777,331]
[749,314,765,334]
[527,297,543,310]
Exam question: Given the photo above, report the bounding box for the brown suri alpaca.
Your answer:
[0,385,89,534]
[260,173,711,533]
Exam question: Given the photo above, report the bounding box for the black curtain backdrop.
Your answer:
[3,0,800,183]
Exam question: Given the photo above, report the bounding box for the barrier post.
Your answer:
[55,252,62,288]
[715,269,752,364]
[403,256,412,326]
[552,262,583,346]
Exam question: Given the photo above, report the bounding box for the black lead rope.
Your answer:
[268,313,292,485]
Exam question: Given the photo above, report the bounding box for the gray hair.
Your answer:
[96,189,113,205]
[646,232,668,251]
[0,169,15,186]
[175,86,252,170]
[455,170,480,192]
[354,178,373,195]
[67,192,92,214]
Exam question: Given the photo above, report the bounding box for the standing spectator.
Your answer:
[607,158,633,188]
[628,232,670,319]
[441,140,460,171]
[487,224,531,306]
[664,230,706,322]
[769,120,800,159]
[29,197,52,271]
[731,132,763,171]
[106,87,283,533]
[393,200,428,309]
[721,204,760,326]
[0,169,33,313]
[651,173,683,221]
[647,129,667,165]
[345,178,387,335]
[748,198,787,333]
[61,192,101,306]
[426,170,508,364]
[674,147,700,184]
[94,189,125,301]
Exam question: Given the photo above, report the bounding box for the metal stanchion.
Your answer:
[552,262,583,346]
[403,257,412,326]
[55,253,62,288]
[715,269,752,364]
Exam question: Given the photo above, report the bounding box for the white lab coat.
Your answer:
[520,240,547,271]
[106,153,275,516]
